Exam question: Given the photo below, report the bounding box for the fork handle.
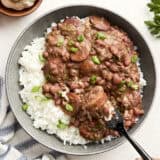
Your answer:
[119,128,153,160]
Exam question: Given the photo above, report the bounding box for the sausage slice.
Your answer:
[85,86,107,109]
[70,40,91,62]
[90,16,110,31]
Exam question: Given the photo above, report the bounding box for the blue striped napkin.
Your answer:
[0,77,67,160]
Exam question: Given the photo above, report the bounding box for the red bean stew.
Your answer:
[42,16,144,141]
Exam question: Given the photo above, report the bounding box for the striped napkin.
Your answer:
[0,76,67,160]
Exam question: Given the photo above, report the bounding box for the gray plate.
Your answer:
[5,5,156,155]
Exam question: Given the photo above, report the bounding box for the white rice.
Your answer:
[19,38,88,145]
[19,22,146,145]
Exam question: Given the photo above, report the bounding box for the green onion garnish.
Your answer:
[118,80,126,92]
[118,80,126,88]
[68,40,74,46]
[96,32,106,40]
[127,81,138,90]
[35,96,50,102]
[57,37,64,47]
[31,86,41,93]
[65,104,74,112]
[131,55,138,63]
[90,75,97,84]
[38,54,46,63]
[70,47,78,53]
[91,56,101,64]
[77,35,85,42]
[57,120,68,129]
[22,104,29,111]
[119,86,126,92]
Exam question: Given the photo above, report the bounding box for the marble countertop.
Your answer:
[0,0,160,159]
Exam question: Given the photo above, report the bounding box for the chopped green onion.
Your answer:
[118,80,126,92]
[131,55,138,63]
[90,75,97,84]
[56,37,64,47]
[31,86,41,93]
[130,84,138,90]
[65,104,74,112]
[38,54,46,63]
[96,32,106,40]
[68,40,74,46]
[35,96,50,102]
[119,85,126,92]
[91,56,101,64]
[127,81,139,90]
[22,104,29,111]
[57,120,68,129]
[69,47,78,53]
[77,35,85,42]
[41,96,50,102]
[118,80,126,88]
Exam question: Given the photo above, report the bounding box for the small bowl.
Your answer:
[0,0,42,17]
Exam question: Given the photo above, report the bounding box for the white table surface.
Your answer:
[0,0,160,160]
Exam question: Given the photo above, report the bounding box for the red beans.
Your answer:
[109,130,119,137]
[109,45,119,56]
[124,120,132,128]
[47,47,53,54]
[43,58,67,82]
[41,16,143,141]
[47,35,57,45]
[43,52,49,58]
[42,83,51,93]
[99,64,106,70]
[69,69,79,77]
[96,76,106,85]
[109,64,119,72]
[51,68,58,75]
[124,110,134,120]
[50,84,61,95]
[49,63,56,69]
[78,81,85,89]
[123,54,131,66]
[68,81,79,90]
[55,99,61,105]
[67,63,78,68]
[133,107,144,116]
[102,70,113,81]
[112,74,122,84]
[95,39,106,47]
